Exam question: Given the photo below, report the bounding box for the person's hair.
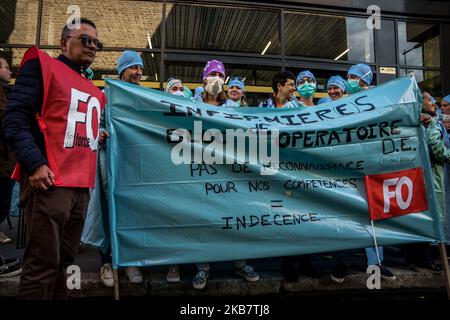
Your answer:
[202,90,228,105]
[61,18,97,39]
[239,93,248,107]
[272,70,295,94]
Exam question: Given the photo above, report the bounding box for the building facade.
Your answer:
[0,0,449,105]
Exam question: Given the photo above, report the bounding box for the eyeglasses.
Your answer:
[66,35,103,51]
[298,78,315,85]
[285,81,295,87]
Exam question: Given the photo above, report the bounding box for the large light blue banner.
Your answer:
[103,76,443,268]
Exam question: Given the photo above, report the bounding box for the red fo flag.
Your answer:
[365,167,428,221]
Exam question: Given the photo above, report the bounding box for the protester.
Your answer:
[255,71,315,281]
[326,75,346,101]
[346,63,372,93]
[164,77,189,283]
[404,91,450,272]
[442,94,450,115]
[344,63,396,282]
[258,71,303,108]
[165,78,184,96]
[192,60,260,290]
[0,57,23,278]
[0,57,15,244]
[200,60,227,106]
[91,50,144,288]
[317,75,346,105]
[225,77,248,107]
[296,70,316,106]
[4,18,105,299]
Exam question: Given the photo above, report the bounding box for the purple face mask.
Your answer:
[202,60,225,80]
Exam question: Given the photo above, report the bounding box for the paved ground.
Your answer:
[1,216,449,299]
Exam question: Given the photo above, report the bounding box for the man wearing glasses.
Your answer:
[258,71,303,109]
[4,18,105,299]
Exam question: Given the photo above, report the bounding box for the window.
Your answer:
[0,0,38,45]
[399,69,442,98]
[165,3,280,55]
[285,12,375,63]
[40,0,163,48]
[398,21,440,68]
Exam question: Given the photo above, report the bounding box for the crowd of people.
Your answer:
[0,18,450,299]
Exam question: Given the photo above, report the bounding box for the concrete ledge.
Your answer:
[1,268,447,299]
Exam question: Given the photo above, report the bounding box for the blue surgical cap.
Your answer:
[442,94,450,103]
[347,63,373,86]
[318,97,332,105]
[165,78,183,92]
[296,70,316,85]
[327,75,346,93]
[117,50,143,77]
[228,77,245,91]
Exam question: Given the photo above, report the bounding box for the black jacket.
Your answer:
[0,80,15,177]
[3,54,87,174]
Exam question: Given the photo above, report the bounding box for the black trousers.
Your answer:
[0,177,14,226]
[18,179,89,300]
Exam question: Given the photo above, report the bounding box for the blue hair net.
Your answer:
[327,75,346,93]
[296,70,316,85]
[228,77,245,91]
[347,64,373,86]
[441,94,450,103]
[117,50,143,76]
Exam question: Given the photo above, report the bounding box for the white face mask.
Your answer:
[170,91,185,97]
[205,76,224,96]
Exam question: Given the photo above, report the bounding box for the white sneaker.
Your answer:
[166,265,180,283]
[100,263,114,288]
[125,266,143,284]
[0,232,12,244]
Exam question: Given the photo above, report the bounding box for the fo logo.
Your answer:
[383,176,413,213]
[64,88,101,151]
[365,168,428,221]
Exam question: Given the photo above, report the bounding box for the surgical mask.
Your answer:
[347,70,372,94]
[346,79,361,94]
[171,91,185,97]
[205,76,224,96]
[297,83,316,98]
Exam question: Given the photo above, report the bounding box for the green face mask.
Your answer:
[346,79,361,94]
[297,83,316,98]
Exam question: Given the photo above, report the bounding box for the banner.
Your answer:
[103,76,444,268]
